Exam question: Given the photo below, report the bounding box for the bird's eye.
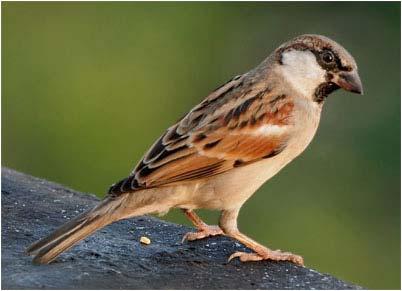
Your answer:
[321,51,335,64]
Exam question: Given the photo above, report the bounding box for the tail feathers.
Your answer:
[27,196,126,264]
[26,210,89,255]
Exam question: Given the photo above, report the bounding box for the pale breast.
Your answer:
[175,97,322,211]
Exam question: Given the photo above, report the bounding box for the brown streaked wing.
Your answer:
[108,76,294,195]
[108,74,248,195]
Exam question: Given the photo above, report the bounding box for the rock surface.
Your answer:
[1,168,362,289]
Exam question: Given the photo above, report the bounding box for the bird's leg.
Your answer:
[181,209,223,242]
[219,209,304,266]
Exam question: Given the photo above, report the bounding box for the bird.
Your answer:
[27,34,363,265]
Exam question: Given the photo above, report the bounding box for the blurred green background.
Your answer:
[2,2,400,289]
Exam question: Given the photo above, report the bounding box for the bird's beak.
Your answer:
[334,71,364,95]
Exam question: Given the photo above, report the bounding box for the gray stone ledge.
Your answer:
[1,167,362,289]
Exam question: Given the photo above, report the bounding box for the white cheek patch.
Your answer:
[279,50,326,97]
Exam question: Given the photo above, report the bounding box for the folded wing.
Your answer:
[108,75,294,195]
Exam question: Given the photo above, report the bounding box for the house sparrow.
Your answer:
[27,34,363,265]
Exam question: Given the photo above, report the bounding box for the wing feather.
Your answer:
[108,74,294,195]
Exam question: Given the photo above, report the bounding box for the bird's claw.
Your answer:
[228,250,304,266]
[182,225,223,243]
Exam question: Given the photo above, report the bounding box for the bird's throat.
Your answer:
[313,82,340,103]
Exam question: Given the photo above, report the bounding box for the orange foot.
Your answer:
[228,249,304,266]
[182,225,223,242]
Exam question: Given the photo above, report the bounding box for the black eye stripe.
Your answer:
[277,44,352,72]
[313,49,345,72]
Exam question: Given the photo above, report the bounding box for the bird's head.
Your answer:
[274,34,363,103]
